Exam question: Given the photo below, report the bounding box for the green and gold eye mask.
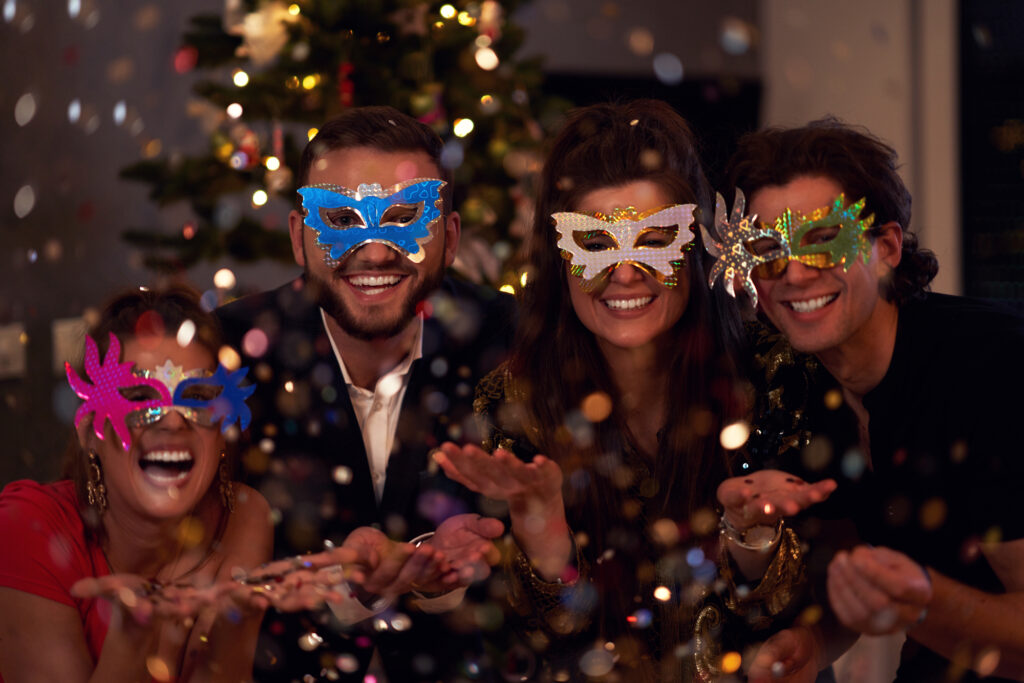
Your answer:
[702,190,875,307]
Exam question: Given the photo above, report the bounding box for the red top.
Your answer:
[0,479,112,676]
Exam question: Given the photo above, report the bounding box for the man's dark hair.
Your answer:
[726,117,938,303]
[297,105,453,211]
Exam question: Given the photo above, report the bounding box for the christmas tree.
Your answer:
[121,0,569,287]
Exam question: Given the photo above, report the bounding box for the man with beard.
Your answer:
[218,107,514,682]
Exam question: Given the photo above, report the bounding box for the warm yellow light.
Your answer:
[720,652,742,674]
[307,127,319,141]
[288,3,300,15]
[302,74,318,90]
[264,156,281,171]
[474,47,499,71]
[216,142,233,160]
[226,103,243,119]
[252,190,268,206]
[457,10,475,25]
[439,4,456,19]
[233,70,250,87]
[720,421,750,450]
[653,586,672,602]
[452,117,475,137]
[499,284,515,294]
[213,268,237,289]
[480,94,493,105]
[519,271,529,287]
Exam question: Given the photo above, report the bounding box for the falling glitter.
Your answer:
[627,27,654,56]
[176,320,196,347]
[13,185,35,218]
[653,52,684,85]
[719,421,750,450]
[213,268,236,290]
[297,631,324,651]
[14,93,36,126]
[578,648,615,677]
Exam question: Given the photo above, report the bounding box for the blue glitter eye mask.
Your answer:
[297,178,446,265]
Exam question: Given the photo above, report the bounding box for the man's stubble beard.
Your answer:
[303,241,445,342]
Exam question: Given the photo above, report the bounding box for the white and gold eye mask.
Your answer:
[552,204,696,292]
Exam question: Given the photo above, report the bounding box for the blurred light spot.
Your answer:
[3,0,15,23]
[146,656,171,682]
[627,27,654,56]
[14,93,36,126]
[841,449,866,479]
[284,380,294,393]
[252,189,268,206]
[242,328,268,357]
[457,10,475,26]
[519,271,529,287]
[112,100,126,125]
[721,651,742,674]
[439,4,456,19]
[182,222,196,239]
[226,102,243,119]
[580,391,612,423]
[213,268,236,289]
[653,585,671,601]
[307,127,318,141]
[824,388,843,409]
[919,498,947,530]
[578,648,615,677]
[474,47,499,71]
[719,421,749,450]
[475,34,491,47]
[337,654,359,673]
[13,185,35,218]
[298,631,324,651]
[229,151,248,169]
[440,139,464,169]
[453,117,474,137]
[372,617,389,631]
[333,465,353,485]
[798,604,823,625]
[653,52,684,85]
[499,284,515,294]
[685,547,705,567]
[763,502,773,515]
[720,17,753,55]
[67,0,80,19]
[976,647,1001,677]
[173,45,197,74]
[177,516,204,547]
[143,139,161,158]
[390,613,411,631]
[233,69,249,87]
[68,98,81,123]
[628,608,652,628]
[264,155,280,171]
[176,319,196,347]
[801,436,833,470]
[288,3,300,15]
[301,74,317,90]
[27,249,38,263]
[218,345,241,371]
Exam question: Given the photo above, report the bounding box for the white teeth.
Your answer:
[141,450,193,463]
[788,294,837,313]
[348,275,401,287]
[603,296,653,311]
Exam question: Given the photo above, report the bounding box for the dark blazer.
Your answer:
[218,275,515,682]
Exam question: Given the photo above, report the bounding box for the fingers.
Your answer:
[849,546,932,605]
[747,628,815,683]
[719,471,835,528]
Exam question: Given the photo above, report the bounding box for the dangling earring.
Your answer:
[218,452,235,513]
[86,451,108,514]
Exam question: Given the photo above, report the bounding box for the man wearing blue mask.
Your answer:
[218,107,514,682]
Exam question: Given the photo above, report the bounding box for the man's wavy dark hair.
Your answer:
[726,117,938,304]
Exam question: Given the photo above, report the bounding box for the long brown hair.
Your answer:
[512,100,744,542]
[62,285,234,536]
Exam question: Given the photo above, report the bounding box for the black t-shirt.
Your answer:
[749,293,1024,682]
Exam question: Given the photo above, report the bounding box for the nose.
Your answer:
[609,262,644,284]
[154,407,190,430]
[780,259,820,286]
[352,242,400,266]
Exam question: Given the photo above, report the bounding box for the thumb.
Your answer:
[472,516,505,538]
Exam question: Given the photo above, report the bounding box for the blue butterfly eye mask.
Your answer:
[297,178,446,265]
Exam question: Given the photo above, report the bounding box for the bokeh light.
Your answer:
[474,47,499,71]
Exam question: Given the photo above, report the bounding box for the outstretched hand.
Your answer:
[433,442,563,516]
[747,626,822,683]
[828,545,932,634]
[422,513,504,591]
[717,469,837,531]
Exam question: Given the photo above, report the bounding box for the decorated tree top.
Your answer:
[122,0,569,285]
